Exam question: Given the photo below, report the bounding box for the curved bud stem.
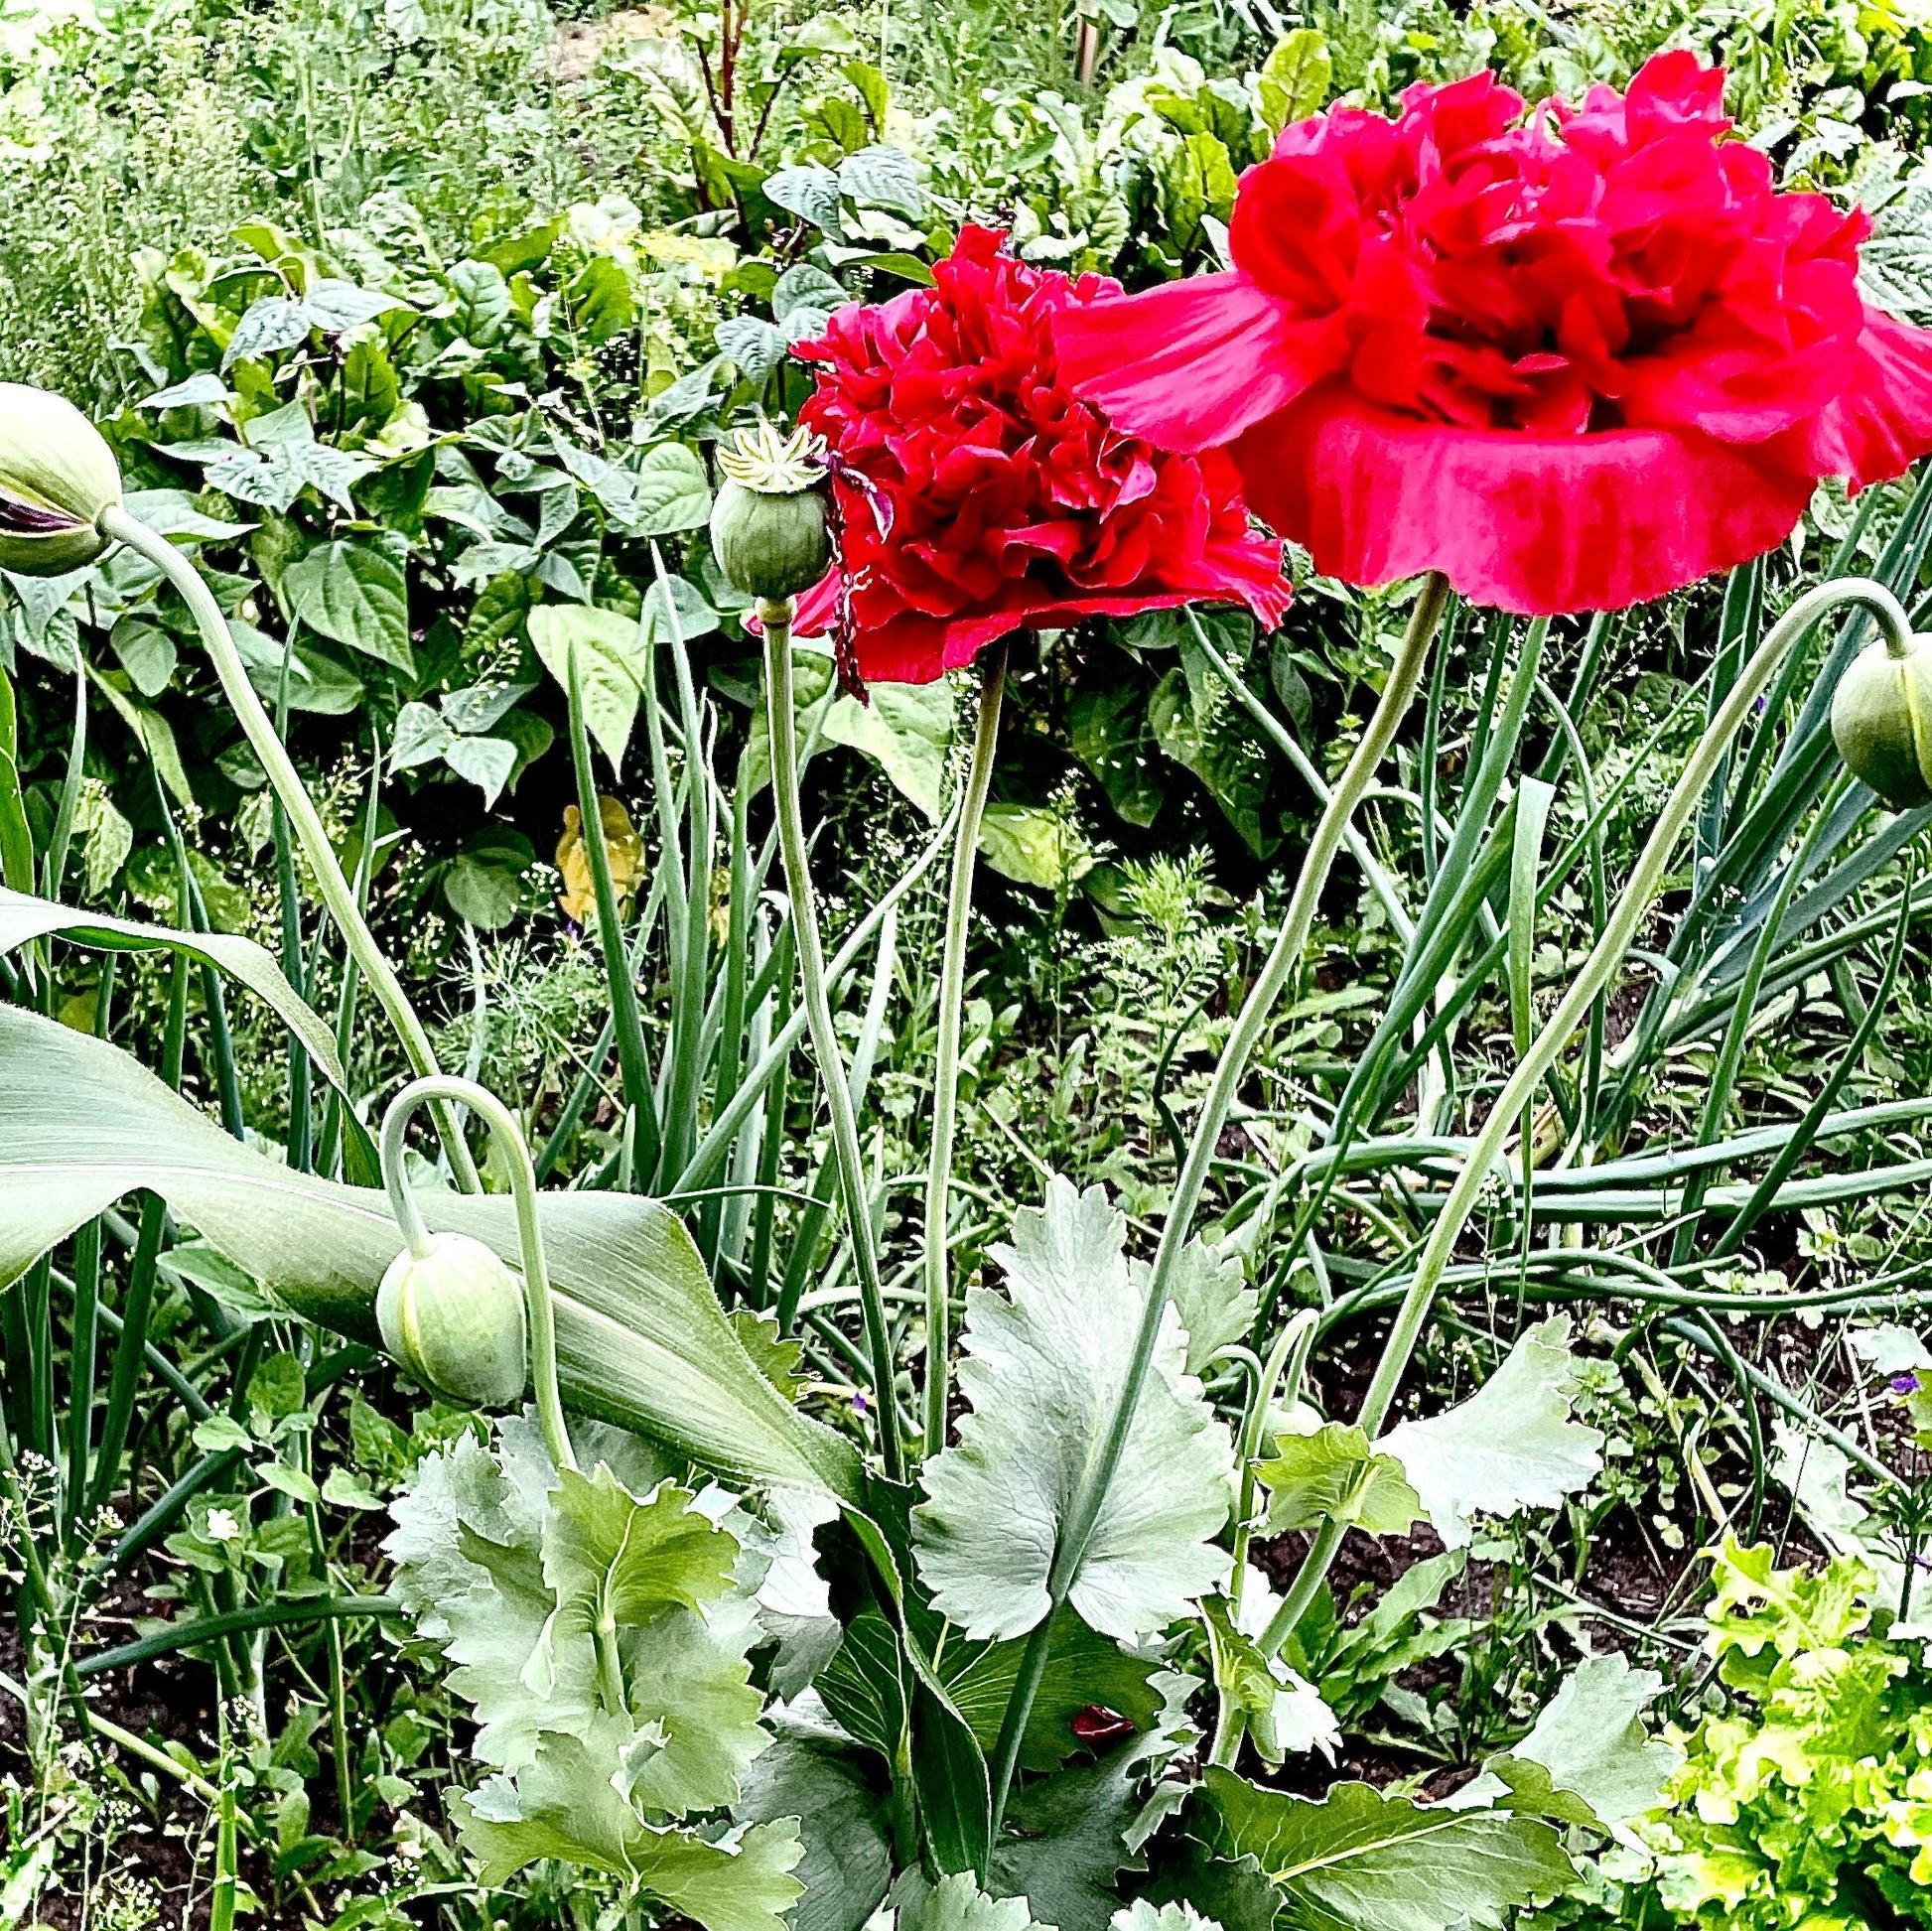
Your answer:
[1258,575,1913,1671]
[97,505,480,1192]
[380,1075,576,1475]
[760,595,904,1479]
[922,634,1009,1459]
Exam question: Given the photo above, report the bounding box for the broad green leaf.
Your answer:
[0,888,345,1092]
[716,315,786,386]
[389,1416,665,1767]
[0,1003,864,1501]
[457,1732,804,1931]
[1160,133,1239,256]
[630,442,713,536]
[824,679,955,820]
[1069,684,1166,828]
[137,373,231,411]
[813,1611,990,1877]
[1198,1767,1573,1931]
[914,1177,1233,1642]
[765,165,846,240]
[839,145,924,220]
[773,263,847,324]
[1481,1756,1603,1831]
[991,1743,1139,1931]
[1112,1905,1223,1931]
[1166,1239,1256,1378]
[392,1419,795,1924]
[543,1464,738,1634]
[1381,1317,1603,1548]
[1767,1418,1907,1607]
[284,540,413,672]
[388,1426,568,1768]
[1847,1320,1931,1373]
[1149,652,1273,857]
[911,1677,994,1878]
[567,255,636,343]
[443,733,519,807]
[443,848,530,930]
[1492,1655,1679,1831]
[1256,1423,1421,1537]
[528,603,643,772]
[226,620,364,716]
[735,1727,894,1931]
[222,295,313,368]
[640,571,719,646]
[618,1585,769,1817]
[121,488,255,542]
[903,1874,1046,1931]
[990,1672,1196,1931]
[1258,29,1331,134]
[729,1310,808,1402]
[1201,1596,1337,1768]
[815,1610,908,1762]
[977,804,1090,893]
[447,259,512,345]
[940,1607,1162,1772]
[89,673,196,812]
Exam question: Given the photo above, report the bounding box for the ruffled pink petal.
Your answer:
[1235,383,1814,615]
[790,569,840,638]
[1051,274,1320,454]
[1805,304,1932,490]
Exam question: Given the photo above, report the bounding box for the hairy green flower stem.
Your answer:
[760,596,904,1481]
[379,1075,576,1478]
[97,506,480,1192]
[923,637,1009,1459]
[984,571,1451,1845]
[1254,575,1914,1688]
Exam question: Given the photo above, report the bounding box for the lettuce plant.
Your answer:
[1545,1539,1932,1931]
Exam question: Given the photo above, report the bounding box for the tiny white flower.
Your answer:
[206,1507,241,1544]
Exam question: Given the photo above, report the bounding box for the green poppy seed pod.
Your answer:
[1831,631,1932,810]
[0,383,122,577]
[376,1231,528,1409]
[710,420,832,602]
[711,477,831,602]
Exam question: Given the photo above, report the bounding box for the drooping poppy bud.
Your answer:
[376,1231,528,1408]
[710,421,832,603]
[1832,632,1932,809]
[0,383,122,577]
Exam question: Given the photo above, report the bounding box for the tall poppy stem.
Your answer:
[97,506,479,1192]
[761,596,905,1481]
[922,637,1009,1460]
[1255,575,1913,1678]
[985,572,1449,1840]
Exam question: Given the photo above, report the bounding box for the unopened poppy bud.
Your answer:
[1832,631,1932,810]
[0,383,122,577]
[376,1232,527,1408]
[710,421,831,602]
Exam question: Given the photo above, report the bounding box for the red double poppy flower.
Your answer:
[1053,53,1932,616]
[790,226,1292,686]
